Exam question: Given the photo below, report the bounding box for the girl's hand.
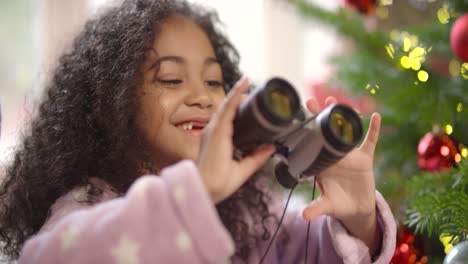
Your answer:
[196,77,275,204]
[302,97,381,255]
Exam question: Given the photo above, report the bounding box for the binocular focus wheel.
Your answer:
[274,162,298,189]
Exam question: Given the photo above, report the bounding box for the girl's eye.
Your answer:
[206,80,224,88]
[157,79,182,86]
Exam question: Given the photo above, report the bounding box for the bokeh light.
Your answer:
[418,70,429,82]
[445,124,453,135]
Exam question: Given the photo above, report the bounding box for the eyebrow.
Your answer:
[149,55,220,71]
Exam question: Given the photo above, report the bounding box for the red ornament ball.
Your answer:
[345,0,377,15]
[450,14,468,62]
[417,132,461,172]
[391,226,428,264]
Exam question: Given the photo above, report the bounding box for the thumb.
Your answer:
[302,197,331,221]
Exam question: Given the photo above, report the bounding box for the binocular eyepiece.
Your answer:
[233,77,364,188]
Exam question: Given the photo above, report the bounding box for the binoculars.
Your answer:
[233,77,364,189]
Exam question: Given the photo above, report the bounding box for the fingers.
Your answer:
[238,144,275,180]
[306,96,338,114]
[241,93,248,104]
[302,197,332,221]
[359,112,381,157]
[305,97,320,114]
[217,77,249,124]
[325,96,337,106]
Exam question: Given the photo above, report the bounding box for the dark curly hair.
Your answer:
[0,0,276,261]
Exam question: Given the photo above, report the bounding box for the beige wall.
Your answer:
[188,0,342,101]
[1,0,342,167]
[0,0,90,168]
[38,0,90,76]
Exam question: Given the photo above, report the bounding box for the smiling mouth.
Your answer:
[175,121,206,137]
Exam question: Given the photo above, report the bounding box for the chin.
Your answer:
[180,146,200,162]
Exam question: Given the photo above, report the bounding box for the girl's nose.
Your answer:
[185,81,214,109]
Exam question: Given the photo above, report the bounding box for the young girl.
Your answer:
[0,0,396,263]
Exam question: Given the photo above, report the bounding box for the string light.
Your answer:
[409,47,425,58]
[379,0,393,5]
[410,35,419,48]
[461,148,468,158]
[417,70,429,82]
[445,124,453,135]
[461,63,468,79]
[411,60,421,71]
[408,47,427,71]
[437,4,450,24]
[389,31,430,85]
[403,37,412,52]
[456,102,463,113]
[366,83,380,95]
[401,56,411,69]
[449,59,461,77]
[390,30,400,41]
[440,235,455,254]
[385,43,395,59]
[376,6,389,19]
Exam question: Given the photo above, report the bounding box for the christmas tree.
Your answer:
[288,0,467,262]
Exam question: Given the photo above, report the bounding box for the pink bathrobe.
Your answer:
[19,160,396,263]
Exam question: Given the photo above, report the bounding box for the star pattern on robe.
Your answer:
[130,178,150,199]
[175,231,192,253]
[60,225,80,251]
[111,234,141,264]
[173,185,186,203]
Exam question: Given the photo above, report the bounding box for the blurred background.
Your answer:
[0,0,467,263]
[0,0,343,166]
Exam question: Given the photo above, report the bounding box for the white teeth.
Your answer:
[180,122,193,130]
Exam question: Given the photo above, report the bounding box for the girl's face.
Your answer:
[137,16,226,171]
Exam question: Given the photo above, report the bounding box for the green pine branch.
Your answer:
[405,160,468,240]
[289,0,468,251]
[448,0,468,12]
[291,0,468,175]
[294,0,388,53]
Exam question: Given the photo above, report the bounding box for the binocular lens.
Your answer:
[330,112,355,144]
[320,105,363,153]
[257,78,300,125]
[266,90,292,119]
[232,78,300,157]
